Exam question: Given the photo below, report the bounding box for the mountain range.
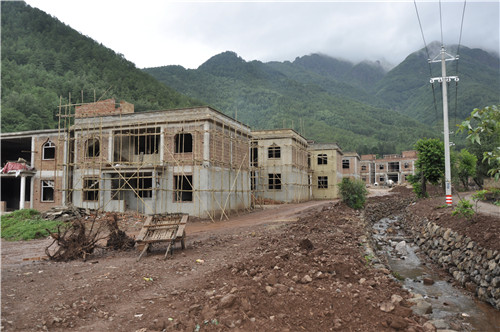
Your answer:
[2,1,499,155]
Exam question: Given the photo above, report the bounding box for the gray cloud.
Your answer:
[26,0,499,68]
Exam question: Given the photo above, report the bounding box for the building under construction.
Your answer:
[0,99,417,217]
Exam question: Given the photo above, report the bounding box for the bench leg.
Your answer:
[137,243,149,262]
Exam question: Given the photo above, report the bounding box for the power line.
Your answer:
[453,0,467,127]
[414,0,439,122]
[439,0,444,46]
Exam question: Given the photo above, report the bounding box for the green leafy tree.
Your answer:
[414,138,445,197]
[456,149,477,190]
[458,105,500,181]
[337,178,368,209]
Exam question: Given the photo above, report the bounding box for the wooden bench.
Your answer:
[136,214,188,261]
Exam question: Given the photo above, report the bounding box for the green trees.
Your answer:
[413,138,445,197]
[455,149,477,190]
[458,105,500,181]
[337,178,368,209]
[1,1,200,133]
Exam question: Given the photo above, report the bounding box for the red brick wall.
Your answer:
[75,99,134,118]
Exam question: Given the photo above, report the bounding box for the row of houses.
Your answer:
[0,100,417,219]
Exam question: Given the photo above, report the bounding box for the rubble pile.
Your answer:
[41,206,92,221]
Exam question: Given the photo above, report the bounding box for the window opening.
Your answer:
[86,138,100,158]
[307,154,311,168]
[135,128,160,155]
[318,176,328,189]
[250,171,256,191]
[174,175,193,202]
[379,164,384,170]
[138,175,153,198]
[318,154,328,165]
[342,159,350,169]
[175,133,193,153]
[268,145,281,159]
[42,140,55,160]
[268,173,282,190]
[379,176,385,182]
[361,165,367,171]
[404,162,409,169]
[83,178,99,201]
[41,180,54,202]
[251,146,258,167]
[388,162,400,172]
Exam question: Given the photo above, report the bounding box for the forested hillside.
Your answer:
[375,42,499,125]
[1,1,201,133]
[145,52,436,154]
[3,1,498,155]
[144,45,498,153]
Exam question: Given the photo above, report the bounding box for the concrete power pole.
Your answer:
[429,46,459,206]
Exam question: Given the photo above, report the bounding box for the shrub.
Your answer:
[338,178,368,209]
[1,209,63,241]
[452,199,475,221]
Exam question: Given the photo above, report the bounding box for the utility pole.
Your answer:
[429,46,459,206]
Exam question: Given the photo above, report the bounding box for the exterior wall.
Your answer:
[341,153,361,179]
[31,133,65,211]
[359,151,417,185]
[252,130,309,203]
[309,144,342,199]
[69,105,252,218]
[75,99,134,118]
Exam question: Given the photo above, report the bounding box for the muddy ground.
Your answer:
[1,188,498,332]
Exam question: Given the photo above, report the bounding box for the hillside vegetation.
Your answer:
[1,1,201,133]
[2,1,498,155]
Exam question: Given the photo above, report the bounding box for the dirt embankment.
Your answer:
[2,198,430,332]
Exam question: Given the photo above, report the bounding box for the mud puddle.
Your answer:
[373,216,500,332]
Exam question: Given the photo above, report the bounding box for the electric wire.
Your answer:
[414,0,439,123]
[439,0,444,46]
[453,0,467,127]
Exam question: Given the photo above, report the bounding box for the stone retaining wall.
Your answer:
[404,213,500,310]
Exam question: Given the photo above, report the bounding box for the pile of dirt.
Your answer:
[145,203,426,332]
[1,200,432,332]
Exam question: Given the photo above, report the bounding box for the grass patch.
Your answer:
[1,209,63,241]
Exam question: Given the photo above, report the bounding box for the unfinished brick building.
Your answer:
[251,129,310,203]
[360,151,417,186]
[0,129,67,212]
[64,99,252,219]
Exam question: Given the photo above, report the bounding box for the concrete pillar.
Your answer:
[20,175,26,210]
[203,122,210,167]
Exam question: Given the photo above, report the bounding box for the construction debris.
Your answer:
[41,206,91,221]
[45,212,135,262]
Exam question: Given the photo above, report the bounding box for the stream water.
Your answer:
[373,216,500,332]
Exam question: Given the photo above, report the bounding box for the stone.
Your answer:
[218,294,238,309]
[422,321,437,332]
[413,300,432,315]
[395,241,408,255]
[391,294,403,304]
[265,286,277,296]
[300,275,312,284]
[423,278,435,285]
[380,301,395,312]
[428,319,448,329]
[389,316,408,330]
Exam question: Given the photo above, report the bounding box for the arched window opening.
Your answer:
[42,140,56,160]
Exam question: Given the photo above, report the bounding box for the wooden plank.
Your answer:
[136,216,153,242]
[137,243,150,261]
[143,222,179,228]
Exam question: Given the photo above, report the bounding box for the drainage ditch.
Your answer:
[372,215,499,331]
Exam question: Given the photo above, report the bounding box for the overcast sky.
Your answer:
[26,0,499,69]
